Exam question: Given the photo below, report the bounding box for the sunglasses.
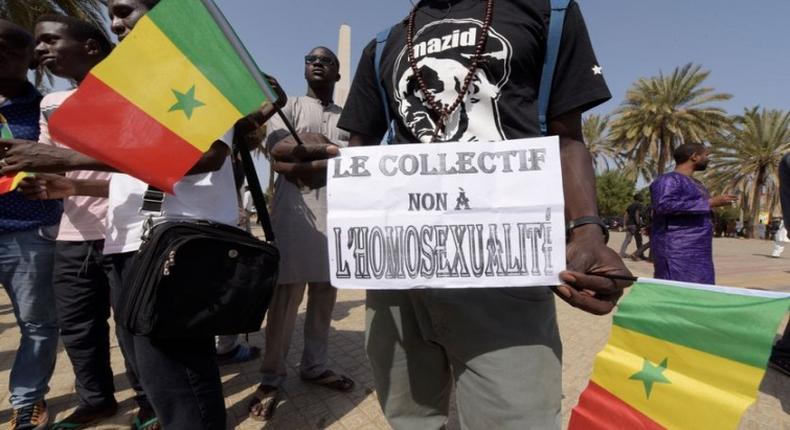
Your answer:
[304,55,336,66]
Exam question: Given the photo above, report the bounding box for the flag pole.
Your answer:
[200,0,305,146]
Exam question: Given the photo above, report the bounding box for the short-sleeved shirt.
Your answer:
[625,202,643,227]
[40,90,111,242]
[103,130,237,255]
[338,0,611,143]
[265,96,350,284]
[0,82,62,234]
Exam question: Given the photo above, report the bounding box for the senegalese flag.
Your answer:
[0,113,28,194]
[569,279,789,430]
[49,0,275,193]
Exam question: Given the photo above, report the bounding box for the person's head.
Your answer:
[0,19,35,81]
[304,46,340,88]
[107,0,160,41]
[673,142,710,171]
[34,15,112,81]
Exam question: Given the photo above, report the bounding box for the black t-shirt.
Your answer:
[626,202,643,226]
[338,0,611,143]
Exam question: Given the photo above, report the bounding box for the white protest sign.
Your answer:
[327,137,565,290]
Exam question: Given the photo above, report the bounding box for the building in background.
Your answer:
[334,24,351,106]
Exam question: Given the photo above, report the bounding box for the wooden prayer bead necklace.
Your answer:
[406,0,495,142]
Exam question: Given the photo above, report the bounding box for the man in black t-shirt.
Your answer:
[619,194,644,258]
[268,1,632,428]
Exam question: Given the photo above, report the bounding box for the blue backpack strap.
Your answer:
[537,0,572,136]
[375,26,395,144]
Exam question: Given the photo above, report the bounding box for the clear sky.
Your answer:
[215,0,790,117]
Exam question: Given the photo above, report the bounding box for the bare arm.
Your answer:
[348,133,380,147]
[186,141,229,174]
[551,110,633,315]
[1,139,228,175]
[18,174,109,199]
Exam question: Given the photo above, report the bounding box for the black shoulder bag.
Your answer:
[116,139,279,339]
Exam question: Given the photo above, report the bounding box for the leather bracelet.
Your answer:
[566,215,609,244]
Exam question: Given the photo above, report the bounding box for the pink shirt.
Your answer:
[40,90,110,242]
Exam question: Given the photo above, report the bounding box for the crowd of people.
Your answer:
[0,0,786,429]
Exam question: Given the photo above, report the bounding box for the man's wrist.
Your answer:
[65,151,81,170]
[568,222,607,245]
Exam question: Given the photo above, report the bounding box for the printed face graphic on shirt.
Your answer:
[393,19,513,143]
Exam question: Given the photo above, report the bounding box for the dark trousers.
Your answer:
[773,154,790,359]
[53,240,116,408]
[107,252,226,429]
[106,252,152,412]
[619,225,643,256]
[773,323,790,360]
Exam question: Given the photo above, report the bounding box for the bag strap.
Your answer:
[140,139,276,242]
[537,0,571,136]
[236,139,275,241]
[375,26,396,145]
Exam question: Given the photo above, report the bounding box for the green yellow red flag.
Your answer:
[0,113,27,195]
[48,0,275,193]
[569,279,789,430]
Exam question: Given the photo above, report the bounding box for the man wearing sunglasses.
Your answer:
[248,47,355,422]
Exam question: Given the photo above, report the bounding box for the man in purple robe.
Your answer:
[650,143,736,284]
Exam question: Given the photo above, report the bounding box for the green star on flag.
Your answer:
[629,357,671,399]
[169,85,205,119]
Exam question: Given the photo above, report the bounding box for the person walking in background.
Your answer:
[650,143,737,284]
[771,219,788,258]
[619,194,644,259]
[633,202,653,262]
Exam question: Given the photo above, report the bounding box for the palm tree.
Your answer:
[610,63,732,179]
[583,114,622,172]
[2,0,108,87]
[706,108,790,238]
[1,0,107,31]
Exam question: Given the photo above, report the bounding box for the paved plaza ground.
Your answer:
[1,232,788,429]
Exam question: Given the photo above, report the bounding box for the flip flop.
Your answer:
[51,423,83,430]
[217,344,261,366]
[133,415,160,430]
[248,386,279,422]
[301,370,355,392]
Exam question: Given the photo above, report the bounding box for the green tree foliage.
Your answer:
[0,0,106,32]
[596,171,635,217]
[1,0,107,86]
[583,114,622,172]
[706,107,790,238]
[610,63,732,179]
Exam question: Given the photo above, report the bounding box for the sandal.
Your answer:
[301,370,355,392]
[248,385,279,422]
[217,344,261,366]
[132,408,160,430]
